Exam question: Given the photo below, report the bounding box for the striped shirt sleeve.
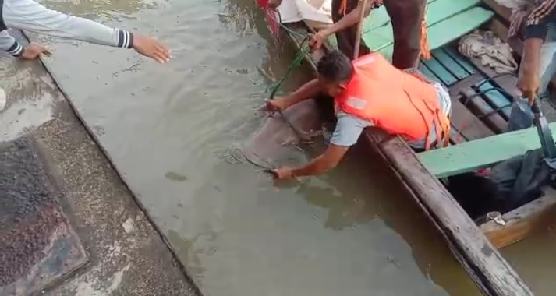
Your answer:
[2,0,135,51]
[523,0,556,39]
[0,30,23,56]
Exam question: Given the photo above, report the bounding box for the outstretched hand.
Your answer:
[20,43,51,60]
[133,34,171,63]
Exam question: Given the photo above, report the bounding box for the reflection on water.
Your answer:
[41,0,156,20]
[24,0,555,295]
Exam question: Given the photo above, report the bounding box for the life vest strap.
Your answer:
[420,12,430,60]
[403,88,450,151]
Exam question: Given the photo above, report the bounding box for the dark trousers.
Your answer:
[331,0,426,69]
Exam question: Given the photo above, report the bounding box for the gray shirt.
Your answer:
[0,0,132,56]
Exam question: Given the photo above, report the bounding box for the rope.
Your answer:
[265,10,314,142]
[268,35,311,100]
[237,6,317,172]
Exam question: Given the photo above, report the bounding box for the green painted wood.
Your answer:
[477,82,512,118]
[377,8,493,59]
[363,0,439,33]
[422,57,458,86]
[443,47,476,74]
[418,122,556,177]
[362,6,391,33]
[426,8,492,49]
[432,49,470,80]
[418,64,442,83]
[363,0,481,51]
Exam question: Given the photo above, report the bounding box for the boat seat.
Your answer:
[363,0,493,59]
[418,122,556,178]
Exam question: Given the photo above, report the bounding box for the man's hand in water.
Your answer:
[133,34,171,63]
[266,96,290,112]
[20,43,51,60]
[272,166,295,180]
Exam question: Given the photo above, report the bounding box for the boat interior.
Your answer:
[282,0,556,248]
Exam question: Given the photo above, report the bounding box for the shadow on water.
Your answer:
[297,143,480,295]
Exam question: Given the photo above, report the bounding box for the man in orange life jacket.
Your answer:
[267,50,452,180]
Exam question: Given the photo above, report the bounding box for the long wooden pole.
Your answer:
[353,0,369,59]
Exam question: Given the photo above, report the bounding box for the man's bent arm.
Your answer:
[519,37,543,100]
[291,144,349,177]
[322,1,373,35]
[282,79,321,108]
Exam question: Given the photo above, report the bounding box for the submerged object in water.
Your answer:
[242,99,324,170]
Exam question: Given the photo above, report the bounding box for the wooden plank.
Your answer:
[461,88,508,133]
[481,190,556,248]
[378,8,494,58]
[444,47,477,74]
[418,122,556,178]
[451,98,495,140]
[425,7,494,49]
[364,0,483,51]
[363,0,440,33]
[418,63,442,83]
[363,5,392,33]
[365,133,533,296]
[432,49,471,80]
[422,57,458,86]
[477,82,512,118]
[450,126,467,143]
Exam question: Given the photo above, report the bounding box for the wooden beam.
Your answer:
[481,191,556,248]
[451,98,495,140]
[418,122,556,177]
[365,132,533,296]
[461,88,508,133]
[380,8,494,58]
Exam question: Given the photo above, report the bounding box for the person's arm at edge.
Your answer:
[311,0,375,48]
[2,0,170,62]
[272,144,349,179]
[517,5,555,102]
[267,79,321,111]
[519,37,543,103]
[272,113,368,179]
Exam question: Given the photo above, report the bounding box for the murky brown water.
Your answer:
[15,0,556,295]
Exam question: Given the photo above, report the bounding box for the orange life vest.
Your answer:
[335,53,450,149]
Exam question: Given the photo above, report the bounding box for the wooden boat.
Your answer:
[273,0,556,294]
